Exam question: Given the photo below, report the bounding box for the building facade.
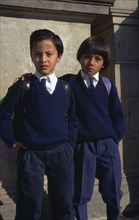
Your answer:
[0,0,139,219]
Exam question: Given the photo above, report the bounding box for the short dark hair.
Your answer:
[30,29,64,57]
[77,36,110,70]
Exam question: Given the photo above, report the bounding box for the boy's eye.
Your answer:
[34,52,53,57]
[47,52,52,57]
[34,52,44,57]
[35,52,41,56]
[94,55,103,61]
[84,54,91,59]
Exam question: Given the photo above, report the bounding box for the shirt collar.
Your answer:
[93,72,99,82]
[81,70,99,82]
[34,71,57,83]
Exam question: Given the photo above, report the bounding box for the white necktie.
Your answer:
[46,77,53,94]
[41,77,52,93]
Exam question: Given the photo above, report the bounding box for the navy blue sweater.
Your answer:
[0,75,78,149]
[61,72,124,144]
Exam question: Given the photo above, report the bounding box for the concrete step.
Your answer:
[1,197,139,220]
[1,185,139,220]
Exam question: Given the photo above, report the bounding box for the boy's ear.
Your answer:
[57,56,62,63]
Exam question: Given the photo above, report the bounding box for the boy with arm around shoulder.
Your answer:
[10,34,125,220]
[62,35,125,220]
[0,29,78,220]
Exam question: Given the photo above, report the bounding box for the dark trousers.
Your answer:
[15,142,74,220]
[73,138,122,220]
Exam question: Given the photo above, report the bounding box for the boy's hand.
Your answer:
[14,73,32,83]
[12,142,27,159]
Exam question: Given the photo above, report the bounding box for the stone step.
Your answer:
[0,183,138,220]
[1,198,139,220]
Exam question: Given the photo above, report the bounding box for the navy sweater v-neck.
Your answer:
[0,75,78,149]
[61,72,124,144]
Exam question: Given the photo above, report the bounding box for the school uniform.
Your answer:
[0,71,78,220]
[61,71,125,220]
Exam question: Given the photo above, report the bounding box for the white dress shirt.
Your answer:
[81,70,99,88]
[35,71,58,94]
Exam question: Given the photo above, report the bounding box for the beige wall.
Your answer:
[0,0,139,219]
[91,1,139,215]
[0,17,90,97]
[0,15,90,200]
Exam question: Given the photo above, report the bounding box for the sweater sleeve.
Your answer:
[67,89,78,148]
[108,80,125,143]
[0,81,22,148]
[60,74,78,148]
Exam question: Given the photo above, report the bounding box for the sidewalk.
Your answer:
[0,194,139,220]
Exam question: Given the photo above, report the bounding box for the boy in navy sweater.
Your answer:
[62,36,125,220]
[12,35,124,220]
[0,29,78,220]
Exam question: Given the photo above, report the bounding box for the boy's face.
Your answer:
[31,39,61,76]
[79,54,104,76]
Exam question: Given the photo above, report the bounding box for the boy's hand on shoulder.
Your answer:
[13,73,32,84]
[12,142,27,159]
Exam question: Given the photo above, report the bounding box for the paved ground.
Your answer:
[0,194,139,220]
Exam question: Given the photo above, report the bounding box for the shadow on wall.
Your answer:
[115,3,139,218]
[0,94,17,213]
[0,214,4,220]
[0,99,52,219]
[0,144,52,220]
[0,141,51,220]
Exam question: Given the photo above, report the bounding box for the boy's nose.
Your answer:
[90,56,95,65]
[41,54,47,62]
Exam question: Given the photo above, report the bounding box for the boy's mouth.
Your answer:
[87,67,95,71]
[41,65,49,69]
